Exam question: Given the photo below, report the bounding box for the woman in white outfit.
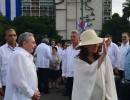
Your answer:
[72,29,117,100]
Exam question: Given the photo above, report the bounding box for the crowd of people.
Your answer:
[0,28,130,100]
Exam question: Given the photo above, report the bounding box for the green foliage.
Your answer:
[112,13,120,19]
[13,16,37,35]
[100,0,130,43]
[100,13,129,43]
[122,0,130,20]
[0,14,62,45]
[48,31,62,44]
[13,15,62,44]
[0,12,15,45]
[101,0,130,44]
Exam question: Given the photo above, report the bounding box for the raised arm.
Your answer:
[98,39,108,67]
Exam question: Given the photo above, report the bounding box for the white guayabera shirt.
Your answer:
[107,42,119,69]
[62,45,80,77]
[35,43,51,68]
[0,43,17,88]
[4,47,38,100]
[118,42,130,71]
[72,56,118,100]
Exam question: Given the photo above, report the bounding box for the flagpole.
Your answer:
[81,0,84,32]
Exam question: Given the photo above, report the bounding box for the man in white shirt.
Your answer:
[62,30,80,100]
[105,34,119,74]
[50,39,56,53]
[61,43,70,96]
[35,38,51,94]
[0,29,18,96]
[51,39,55,47]
[4,32,40,100]
[118,32,130,78]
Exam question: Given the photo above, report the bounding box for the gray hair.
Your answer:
[18,32,34,47]
[71,30,80,36]
[41,38,49,44]
[5,29,16,35]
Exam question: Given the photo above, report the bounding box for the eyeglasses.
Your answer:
[7,34,17,37]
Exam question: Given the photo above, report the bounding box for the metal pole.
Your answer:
[66,0,67,40]
[76,0,77,29]
[80,0,83,32]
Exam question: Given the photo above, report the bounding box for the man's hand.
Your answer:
[62,76,67,83]
[98,39,108,68]
[105,96,108,100]
[31,91,41,100]
[114,67,119,74]
[0,87,4,96]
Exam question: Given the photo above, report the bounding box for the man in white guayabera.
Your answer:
[4,32,41,100]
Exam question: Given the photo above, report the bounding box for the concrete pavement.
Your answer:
[0,85,69,100]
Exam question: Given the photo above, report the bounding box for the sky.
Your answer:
[112,0,126,16]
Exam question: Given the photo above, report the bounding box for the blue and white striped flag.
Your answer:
[0,0,21,20]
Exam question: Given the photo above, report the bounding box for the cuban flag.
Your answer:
[0,0,21,20]
[77,22,88,32]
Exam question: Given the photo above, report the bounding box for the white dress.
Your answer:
[72,56,117,100]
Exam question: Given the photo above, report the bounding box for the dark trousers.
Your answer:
[1,86,6,98]
[66,77,73,100]
[37,68,49,93]
[118,79,130,100]
[118,70,124,78]
[114,75,121,98]
[0,86,6,100]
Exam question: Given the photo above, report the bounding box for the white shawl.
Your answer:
[72,56,117,100]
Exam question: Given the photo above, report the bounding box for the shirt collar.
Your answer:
[6,43,18,48]
[109,42,113,46]
[6,43,18,51]
[16,47,33,58]
[121,41,129,46]
[70,44,79,49]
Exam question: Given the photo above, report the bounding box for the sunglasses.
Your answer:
[7,34,17,37]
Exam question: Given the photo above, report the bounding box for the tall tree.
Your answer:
[12,16,62,44]
[122,0,130,21]
[100,13,129,43]
[0,12,14,45]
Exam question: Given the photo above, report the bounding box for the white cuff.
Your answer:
[28,90,35,98]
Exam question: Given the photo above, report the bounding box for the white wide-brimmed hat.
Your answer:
[79,29,107,46]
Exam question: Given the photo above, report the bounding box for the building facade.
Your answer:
[21,0,55,19]
[102,0,112,23]
[0,0,55,20]
[0,0,21,20]
[55,0,112,40]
